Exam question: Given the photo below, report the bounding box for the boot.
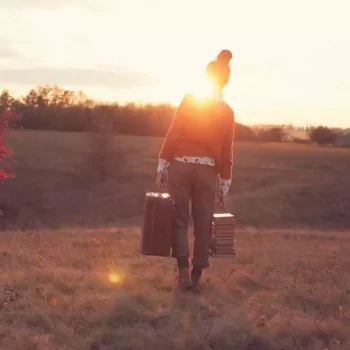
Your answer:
[191,275,200,287]
[191,266,203,290]
[177,267,192,292]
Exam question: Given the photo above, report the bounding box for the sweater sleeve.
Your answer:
[219,110,235,180]
[158,94,190,161]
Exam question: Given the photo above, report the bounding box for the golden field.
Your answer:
[0,130,349,349]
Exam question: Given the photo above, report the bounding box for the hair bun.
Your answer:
[206,59,231,88]
[217,50,233,64]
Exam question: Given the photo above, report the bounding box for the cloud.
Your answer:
[0,46,25,60]
[0,45,33,69]
[0,67,155,89]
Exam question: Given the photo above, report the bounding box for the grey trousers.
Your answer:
[167,160,217,268]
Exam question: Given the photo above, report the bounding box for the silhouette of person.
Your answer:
[156,50,235,292]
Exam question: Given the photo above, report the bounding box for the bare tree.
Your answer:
[87,106,125,182]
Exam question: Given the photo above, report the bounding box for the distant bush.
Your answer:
[310,126,336,145]
[256,127,287,142]
[0,109,22,229]
[235,123,255,141]
[0,109,21,180]
[86,106,126,182]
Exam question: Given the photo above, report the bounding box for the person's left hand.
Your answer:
[156,172,167,191]
[217,195,228,211]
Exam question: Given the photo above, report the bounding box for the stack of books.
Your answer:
[210,213,236,259]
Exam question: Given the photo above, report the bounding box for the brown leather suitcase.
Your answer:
[140,192,175,257]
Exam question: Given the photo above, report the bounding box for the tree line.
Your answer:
[0,85,259,140]
[0,85,345,145]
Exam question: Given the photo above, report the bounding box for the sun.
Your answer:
[189,76,214,101]
[143,66,218,106]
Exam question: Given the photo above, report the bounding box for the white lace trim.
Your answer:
[174,156,215,166]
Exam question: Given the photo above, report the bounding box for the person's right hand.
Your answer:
[217,195,228,211]
[156,172,166,191]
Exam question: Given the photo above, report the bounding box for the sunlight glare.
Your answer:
[108,272,123,285]
[190,76,213,101]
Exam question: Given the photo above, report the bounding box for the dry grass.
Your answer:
[1,130,350,349]
[0,227,349,349]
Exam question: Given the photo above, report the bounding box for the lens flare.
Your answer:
[108,272,123,284]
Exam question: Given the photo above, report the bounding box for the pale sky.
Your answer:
[0,0,349,127]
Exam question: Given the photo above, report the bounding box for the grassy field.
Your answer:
[0,130,350,349]
[2,129,350,230]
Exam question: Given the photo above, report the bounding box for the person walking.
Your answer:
[156,49,235,292]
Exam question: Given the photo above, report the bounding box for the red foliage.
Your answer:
[0,109,22,180]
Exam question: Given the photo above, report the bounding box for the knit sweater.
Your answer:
[158,93,234,195]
